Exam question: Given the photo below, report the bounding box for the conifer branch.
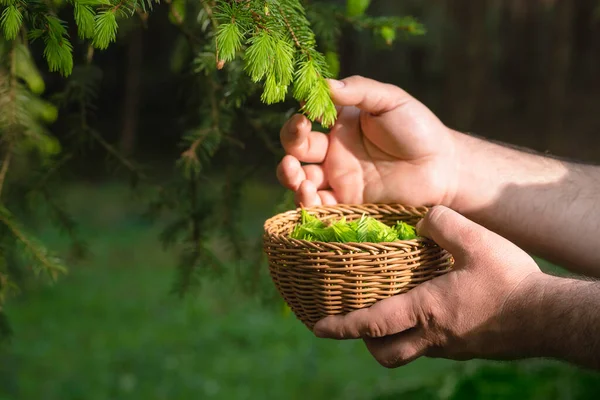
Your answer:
[0,146,12,199]
[278,5,301,50]
[0,208,67,278]
[200,0,218,30]
[0,41,18,199]
[88,128,148,181]
[181,128,210,161]
[167,0,202,47]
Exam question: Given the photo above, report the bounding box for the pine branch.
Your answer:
[200,0,218,31]
[0,3,23,40]
[8,39,17,130]
[0,41,17,199]
[213,0,338,127]
[88,128,148,181]
[74,2,96,39]
[92,9,118,49]
[41,15,74,76]
[0,207,67,280]
[0,145,12,198]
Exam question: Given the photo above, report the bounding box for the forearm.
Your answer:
[451,130,600,277]
[526,273,600,370]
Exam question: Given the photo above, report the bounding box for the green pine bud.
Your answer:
[380,26,396,46]
[346,0,370,17]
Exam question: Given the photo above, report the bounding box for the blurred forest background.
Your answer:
[2,0,600,399]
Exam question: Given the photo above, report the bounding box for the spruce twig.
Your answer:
[0,41,18,199]
[278,5,302,50]
[88,129,148,181]
[0,146,12,199]
[200,0,219,30]
[0,209,67,278]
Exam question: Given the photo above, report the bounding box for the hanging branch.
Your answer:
[0,147,12,199]
[0,40,18,199]
[0,209,67,280]
[214,0,338,127]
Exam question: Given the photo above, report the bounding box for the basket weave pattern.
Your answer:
[263,204,454,330]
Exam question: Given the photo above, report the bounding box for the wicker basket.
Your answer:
[263,204,454,330]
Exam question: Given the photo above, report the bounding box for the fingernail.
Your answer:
[327,79,345,89]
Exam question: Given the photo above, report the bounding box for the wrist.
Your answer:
[494,271,551,359]
[444,128,494,214]
[446,128,569,216]
[516,273,600,368]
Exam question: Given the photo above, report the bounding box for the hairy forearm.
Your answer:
[527,273,600,370]
[451,130,600,277]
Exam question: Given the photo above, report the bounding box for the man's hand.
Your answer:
[312,206,545,368]
[277,74,600,277]
[276,76,459,208]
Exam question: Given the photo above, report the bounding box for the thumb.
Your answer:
[327,75,413,116]
[416,205,485,261]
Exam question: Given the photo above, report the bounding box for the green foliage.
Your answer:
[0,0,159,77]
[290,209,418,243]
[74,2,96,39]
[216,22,244,62]
[0,0,425,340]
[347,0,371,17]
[0,206,67,281]
[14,42,45,94]
[41,16,74,77]
[215,0,338,127]
[0,40,60,158]
[0,4,22,40]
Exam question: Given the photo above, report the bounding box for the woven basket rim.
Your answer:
[264,203,431,246]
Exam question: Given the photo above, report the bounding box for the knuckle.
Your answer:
[366,93,388,114]
[342,75,363,84]
[364,320,385,338]
[414,287,444,327]
[422,299,442,326]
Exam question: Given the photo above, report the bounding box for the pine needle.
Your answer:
[0,5,22,40]
[216,23,244,62]
[74,3,96,39]
[92,10,118,50]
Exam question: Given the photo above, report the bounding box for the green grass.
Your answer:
[0,180,598,399]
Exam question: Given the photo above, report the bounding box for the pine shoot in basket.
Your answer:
[290,209,418,243]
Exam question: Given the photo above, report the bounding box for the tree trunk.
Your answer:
[119,28,143,156]
[442,0,491,132]
[498,1,539,114]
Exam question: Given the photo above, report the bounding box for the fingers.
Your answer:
[280,114,329,163]
[276,160,335,207]
[416,205,484,261]
[276,155,304,190]
[302,164,328,189]
[327,76,412,116]
[312,292,418,339]
[363,329,428,368]
[276,156,329,191]
[294,180,337,207]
